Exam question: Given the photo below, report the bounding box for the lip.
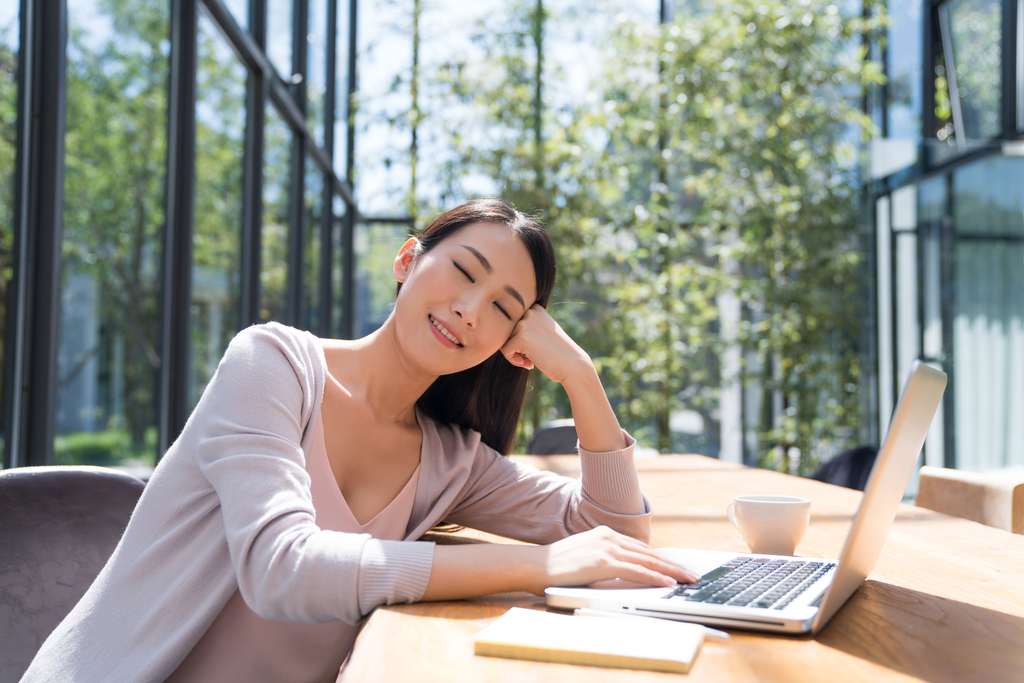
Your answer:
[428,314,464,348]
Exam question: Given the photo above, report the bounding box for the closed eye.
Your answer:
[495,303,512,320]
[453,261,474,283]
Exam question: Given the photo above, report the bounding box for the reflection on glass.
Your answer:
[332,195,348,337]
[0,3,19,444]
[57,0,168,468]
[355,223,410,336]
[191,13,245,410]
[953,157,1024,236]
[261,104,291,323]
[267,0,293,80]
[303,158,323,331]
[307,0,327,145]
[334,0,350,179]
[935,0,1001,141]
[887,0,922,142]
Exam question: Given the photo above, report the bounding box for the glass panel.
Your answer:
[354,222,409,336]
[57,0,168,469]
[0,1,19,451]
[952,157,1024,470]
[953,242,1024,470]
[302,157,323,331]
[936,0,1002,141]
[224,0,248,30]
[332,195,348,336]
[307,0,327,146]
[334,0,350,179]
[267,0,293,80]
[887,0,923,142]
[260,104,291,323]
[191,12,245,409]
[354,0,411,216]
[953,157,1024,237]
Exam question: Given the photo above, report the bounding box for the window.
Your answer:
[190,12,247,409]
[260,104,291,324]
[56,0,169,468]
[933,0,1002,146]
[951,157,1024,471]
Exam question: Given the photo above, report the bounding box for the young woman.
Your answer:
[22,199,694,683]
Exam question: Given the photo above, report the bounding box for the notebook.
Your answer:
[546,360,947,635]
[473,607,704,673]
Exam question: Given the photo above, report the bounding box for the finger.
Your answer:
[599,561,679,588]
[612,549,700,584]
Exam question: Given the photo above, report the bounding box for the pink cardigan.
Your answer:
[22,322,652,683]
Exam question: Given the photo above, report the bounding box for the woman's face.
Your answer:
[392,222,538,376]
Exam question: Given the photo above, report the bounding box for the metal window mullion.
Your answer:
[339,0,358,339]
[158,0,199,457]
[286,132,305,328]
[1001,0,1016,137]
[319,0,337,337]
[938,4,967,148]
[940,175,956,468]
[239,0,267,328]
[1014,0,1023,131]
[240,71,266,328]
[5,0,68,467]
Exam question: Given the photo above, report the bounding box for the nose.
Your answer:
[452,293,482,328]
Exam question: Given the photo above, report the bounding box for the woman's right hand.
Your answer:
[526,526,699,595]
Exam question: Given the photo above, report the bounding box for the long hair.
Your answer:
[397,198,556,454]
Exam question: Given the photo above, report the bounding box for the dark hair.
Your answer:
[397,198,556,454]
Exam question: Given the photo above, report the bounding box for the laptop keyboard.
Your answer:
[665,557,837,610]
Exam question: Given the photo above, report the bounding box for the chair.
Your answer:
[916,466,1024,534]
[527,420,578,455]
[809,446,878,491]
[0,466,145,683]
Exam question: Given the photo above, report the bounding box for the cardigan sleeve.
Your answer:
[441,429,653,544]
[193,324,434,624]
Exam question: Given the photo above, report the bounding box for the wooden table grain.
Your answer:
[340,455,1024,683]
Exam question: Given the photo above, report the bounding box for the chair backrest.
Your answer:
[916,466,1024,534]
[0,466,145,683]
[527,424,579,456]
[809,446,879,491]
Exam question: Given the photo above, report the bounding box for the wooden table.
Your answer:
[340,455,1024,682]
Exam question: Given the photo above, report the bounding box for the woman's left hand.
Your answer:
[499,305,591,385]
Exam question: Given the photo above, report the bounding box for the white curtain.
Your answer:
[954,241,1024,470]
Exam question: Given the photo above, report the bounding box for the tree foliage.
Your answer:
[380,0,885,467]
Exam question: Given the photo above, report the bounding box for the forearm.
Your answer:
[420,529,698,601]
[421,544,545,600]
[561,359,626,454]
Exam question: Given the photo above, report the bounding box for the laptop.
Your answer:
[546,360,947,634]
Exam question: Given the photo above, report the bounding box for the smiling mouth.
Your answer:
[429,315,463,347]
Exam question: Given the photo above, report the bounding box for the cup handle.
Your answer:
[727,501,738,528]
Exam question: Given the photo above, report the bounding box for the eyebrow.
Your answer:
[461,245,526,310]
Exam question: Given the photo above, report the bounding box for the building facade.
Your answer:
[870,0,1023,471]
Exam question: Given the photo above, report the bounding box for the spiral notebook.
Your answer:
[472,607,704,673]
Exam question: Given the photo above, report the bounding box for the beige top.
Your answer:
[22,323,649,683]
[166,411,421,683]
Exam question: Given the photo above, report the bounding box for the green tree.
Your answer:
[60,0,169,459]
[588,0,883,465]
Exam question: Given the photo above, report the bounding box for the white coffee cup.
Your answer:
[726,495,811,556]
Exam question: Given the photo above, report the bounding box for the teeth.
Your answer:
[430,316,462,346]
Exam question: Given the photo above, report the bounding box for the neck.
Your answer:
[330,316,438,425]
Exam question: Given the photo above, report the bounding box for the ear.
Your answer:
[393,237,421,283]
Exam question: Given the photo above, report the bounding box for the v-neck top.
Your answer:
[23,323,649,683]
[165,409,421,683]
